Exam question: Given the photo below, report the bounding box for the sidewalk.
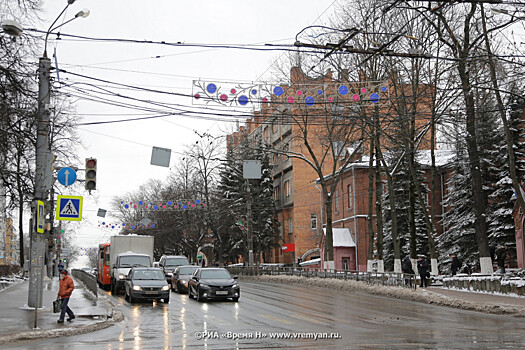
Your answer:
[0,275,123,344]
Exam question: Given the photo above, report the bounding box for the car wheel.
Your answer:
[232,297,239,302]
[188,286,194,299]
[111,281,116,295]
[175,282,180,293]
[124,291,129,301]
[196,287,205,302]
[164,296,170,303]
[129,294,136,303]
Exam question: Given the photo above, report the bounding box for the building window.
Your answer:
[279,225,283,237]
[272,153,278,165]
[342,257,350,270]
[274,186,280,201]
[332,141,345,157]
[284,180,291,197]
[283,143,290,160]
[347,184,353,209]
[311,214,317,230]
[335,190,340,212]
[263,126,269,139]
[272,119,278,133]
[331,104,345,120]
[288,218,293,233]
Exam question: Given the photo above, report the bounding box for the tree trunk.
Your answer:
[367,137,375,271]
[376,147,401,272]
[458,60,491,273]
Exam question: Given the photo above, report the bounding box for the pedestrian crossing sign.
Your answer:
[56,195,83,221]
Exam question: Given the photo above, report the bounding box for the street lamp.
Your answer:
[1,0,89,309]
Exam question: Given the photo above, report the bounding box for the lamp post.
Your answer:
[2,0,89,308]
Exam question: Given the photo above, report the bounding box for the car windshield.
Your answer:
[179,266,198,275]
[165,257,189,267]
[119,256,151,267]
[133,270,165,280]
[200,269,232,279]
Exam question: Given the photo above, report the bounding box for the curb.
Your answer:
[0,290,124,345]
[241,275,525,318]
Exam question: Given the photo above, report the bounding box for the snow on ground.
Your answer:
[242,274,525,317]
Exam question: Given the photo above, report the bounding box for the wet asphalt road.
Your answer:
[4,280,525,349]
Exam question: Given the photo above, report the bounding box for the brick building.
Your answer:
[0,218,18,265]
[226,66,435,266]
[318,149,454,271]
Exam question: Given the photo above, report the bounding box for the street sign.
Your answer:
[36,200,45,233]
[56,195,83,221]
[57,167,77,187]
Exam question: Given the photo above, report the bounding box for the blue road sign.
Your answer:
[57,167,77,187]
[56,195,83,221]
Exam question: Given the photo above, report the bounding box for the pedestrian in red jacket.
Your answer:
[57,269,75,323]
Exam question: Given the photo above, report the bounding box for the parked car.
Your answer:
[158,255,190,282]
[188,267,240,302]
[171,265,199,293]
[124,267,170,303]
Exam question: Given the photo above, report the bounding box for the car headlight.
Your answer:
[118,273,126,280]
[166,272,173,277]
[232,283,238,288]
[161,285,170,291]
[132,285,142,291]
[199,283,210,289]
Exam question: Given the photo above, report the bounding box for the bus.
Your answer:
[97,243,111,290]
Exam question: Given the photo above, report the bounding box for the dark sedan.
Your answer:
[124,267,170,303]
[171,265,199,293]
[188,268,240,302]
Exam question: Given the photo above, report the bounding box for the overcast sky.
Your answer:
[35,0,336,266]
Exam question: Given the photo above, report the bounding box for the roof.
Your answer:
[323,228,356,247]
[318,149,455,183]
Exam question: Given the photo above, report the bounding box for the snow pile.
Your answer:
[242,275,525,317]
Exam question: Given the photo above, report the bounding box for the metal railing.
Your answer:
[71,269,98,297]
[227,266,417,289]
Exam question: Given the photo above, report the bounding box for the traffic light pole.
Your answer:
[28,56,52,308]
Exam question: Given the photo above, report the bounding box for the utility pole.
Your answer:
[246,180,254,266]
[28,56,52,308]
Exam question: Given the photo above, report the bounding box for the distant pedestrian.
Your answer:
[490,244,496,265]
[57,269,75,323]
[417,256,429,288]
[402,256,415,286]
[496,245,506,274]
[450,254,461,276]
[58,259,65,274]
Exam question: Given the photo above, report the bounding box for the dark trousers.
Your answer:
[419,273,428,287]
[59,297,75,321]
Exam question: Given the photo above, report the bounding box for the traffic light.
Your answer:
[85,158,97,190]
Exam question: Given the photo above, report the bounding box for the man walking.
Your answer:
[417,256,429,288]
[57,269,76,323]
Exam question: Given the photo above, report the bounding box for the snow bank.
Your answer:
[242,275,525,317]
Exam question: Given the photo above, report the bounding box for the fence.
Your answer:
[227,266,417,289]
[71,269,98,297]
